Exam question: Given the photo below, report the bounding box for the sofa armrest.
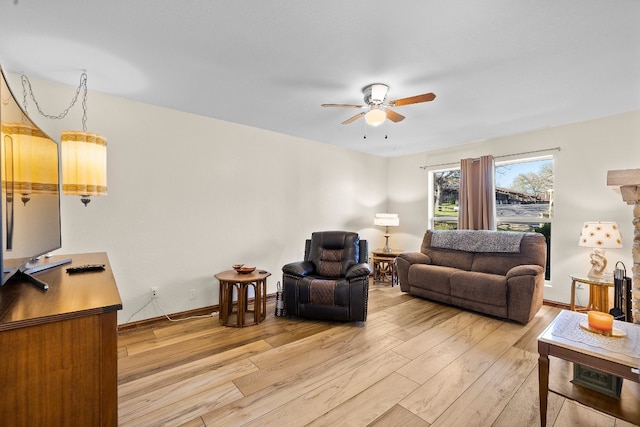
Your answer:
[397,252,432,265]
[346,263,371,279]
[506,264,543,280]
[282,260,315,277]
[506,265,545,324]
[395,252,432,292]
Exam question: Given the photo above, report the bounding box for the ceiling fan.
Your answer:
[321,83,436,127]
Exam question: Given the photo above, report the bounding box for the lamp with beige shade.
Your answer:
[578,221,623,278]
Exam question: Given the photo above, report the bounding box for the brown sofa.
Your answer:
[395,230,547,324]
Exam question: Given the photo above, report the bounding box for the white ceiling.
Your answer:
[1,1,639,157]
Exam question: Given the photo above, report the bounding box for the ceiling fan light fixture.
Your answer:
[322,83,434,127]
[365,107,386,126]
[369,84,388,104]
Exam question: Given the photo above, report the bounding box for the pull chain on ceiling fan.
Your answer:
[321,83,436,127]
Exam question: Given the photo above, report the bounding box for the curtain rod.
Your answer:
[419,147,561,170]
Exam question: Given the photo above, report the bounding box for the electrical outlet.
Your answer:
[151,287,159,298]
[189,289,197,300]
[576,283,584,290]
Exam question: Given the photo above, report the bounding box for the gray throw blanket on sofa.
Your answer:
[431,230,525,253]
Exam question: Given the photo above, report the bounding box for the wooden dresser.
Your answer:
[0,252,122,427]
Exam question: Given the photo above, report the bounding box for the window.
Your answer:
[432,169,460,230]
[496,158,552,279]
[430,156,553,279]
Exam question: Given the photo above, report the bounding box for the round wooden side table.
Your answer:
[569,273,614,312]
[214,269,271,327]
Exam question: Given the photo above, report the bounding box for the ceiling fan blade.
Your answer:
[321,103,365,108]
[384,108,405,122]
[342,112,365,124]
[388,92,436,107]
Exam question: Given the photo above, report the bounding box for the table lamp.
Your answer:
[578,221,623,278]
[374,213,399,253]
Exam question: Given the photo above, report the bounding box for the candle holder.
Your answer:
[579,311,626,337]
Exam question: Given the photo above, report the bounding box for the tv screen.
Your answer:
[1,66,63,286]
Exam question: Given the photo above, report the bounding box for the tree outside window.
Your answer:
[433,169,460,230]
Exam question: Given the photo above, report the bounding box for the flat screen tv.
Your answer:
[1,66,68,290]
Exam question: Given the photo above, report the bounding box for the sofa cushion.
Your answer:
[409,264,459,296]
[316,248,345,277]
[308,231,359,277]
[298,276,350,306]
[420,230,474,270]
[450,270,507,307]
[309,279,336,305]
[471,234,547,276]
[472,252,526,276]
[424,248,474,271]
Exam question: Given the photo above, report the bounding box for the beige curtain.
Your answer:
[458,155,496,230]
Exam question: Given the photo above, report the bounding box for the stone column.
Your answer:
[607,169,640,323]
[634,202,640,322]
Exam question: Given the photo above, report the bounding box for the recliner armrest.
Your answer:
[506,264,543,280]
[397,252,432,265]
[282,261,316,277]
[346,263,371,279]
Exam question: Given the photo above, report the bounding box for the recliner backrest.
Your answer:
[306,231,360,278]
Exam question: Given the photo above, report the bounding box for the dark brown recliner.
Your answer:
[282,231,371,322]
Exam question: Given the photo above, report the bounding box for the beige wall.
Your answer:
[388,110,640,304]
[5,73,388,324]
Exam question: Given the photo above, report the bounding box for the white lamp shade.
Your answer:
[578,221,622,249]
[374,213,399,227]
[61,130,107,197]
[365,108,386,126]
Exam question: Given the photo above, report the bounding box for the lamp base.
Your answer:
[587,268,604,279]
[383,235,392,253]
[587,249,607,279]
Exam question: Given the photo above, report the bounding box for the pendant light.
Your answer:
[21,72,107,206]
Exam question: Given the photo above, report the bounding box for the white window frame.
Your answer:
[428,154,554,230]
[428,166,460,229]
[494,155,554,229]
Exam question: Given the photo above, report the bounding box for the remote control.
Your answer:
[66,264,106,274]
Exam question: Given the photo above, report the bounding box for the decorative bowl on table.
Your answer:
[232,264,244,270]
[236,266,256,274]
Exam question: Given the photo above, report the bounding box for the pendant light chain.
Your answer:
[21,72,88,132]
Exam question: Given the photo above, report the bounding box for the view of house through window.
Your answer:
[431,156,553,279]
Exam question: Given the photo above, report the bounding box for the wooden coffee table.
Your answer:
[214,269,270,327]
[538,310,640,426]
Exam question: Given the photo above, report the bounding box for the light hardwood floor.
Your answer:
[118,282,638,426]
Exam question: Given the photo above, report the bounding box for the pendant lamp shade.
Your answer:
[61,130,107,206]
[1,123,58,203]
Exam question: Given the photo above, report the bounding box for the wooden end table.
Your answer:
[372,248,403,286]
[538,310,640,426]
[214,269,270,327]
[569,273,614,312]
